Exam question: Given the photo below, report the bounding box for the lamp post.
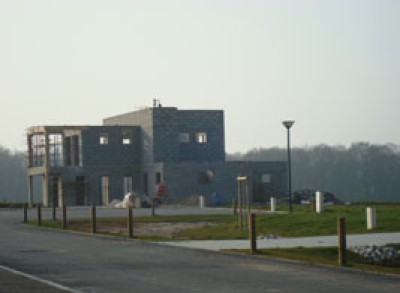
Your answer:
[282,120,295,213]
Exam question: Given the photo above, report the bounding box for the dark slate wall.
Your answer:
[177,110,225,162]
[160,161,286,205]
[81,126,141,166]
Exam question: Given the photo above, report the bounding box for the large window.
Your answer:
[30,134,46,167]
[49,133,64,166]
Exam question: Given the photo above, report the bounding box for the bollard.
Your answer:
[249,213,257,253]
[37,204,42,226]
[338,217,346,266]
[199,196,205,209]
[91,205,97,233]
[366,207,377,230]
[316,191,324,213]
[128,207,133,238]
[270,197,276,212]
[62,205,67,230]
[23,204,28,223]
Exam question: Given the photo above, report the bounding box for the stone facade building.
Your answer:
[27,105,286,206]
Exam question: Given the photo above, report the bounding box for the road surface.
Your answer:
[0,208,399,293]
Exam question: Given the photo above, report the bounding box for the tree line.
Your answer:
[228,142,400,202]
[1,143,400,203]
[0,146,28,202]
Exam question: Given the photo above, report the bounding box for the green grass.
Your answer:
[175,205,400,239]
[229,246,400,275]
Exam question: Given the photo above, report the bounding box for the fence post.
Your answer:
[62,204,67,230]
[52,204,56,221]
[151,199,156,217]
[23,204,28,223]
[249,213,257,254]
[128,207,133,238]
[37,204,42,226]
[338,217,346,266]
[91,205,97,234]
[232,198,237,216]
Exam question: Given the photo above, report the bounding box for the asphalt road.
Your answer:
[1,208,399,293]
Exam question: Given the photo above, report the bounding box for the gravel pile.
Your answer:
[349,244,400,265]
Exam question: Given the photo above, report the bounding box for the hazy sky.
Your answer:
[1,0,399,153]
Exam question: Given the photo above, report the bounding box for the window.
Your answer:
[123,176,133,194]
[179,133,190,143]
[49,133,64,167]
[198,170,214,184]
[261,174,271,183]
[30,134,46,167]
[122,130,132,145]
[196,132,207,144]
[156,172,162,184]
[100,133,109,145]
[101,176,109,204]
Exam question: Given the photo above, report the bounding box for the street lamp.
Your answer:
[282,120,295,213]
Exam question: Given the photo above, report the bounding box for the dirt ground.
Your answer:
[72,221,217,238]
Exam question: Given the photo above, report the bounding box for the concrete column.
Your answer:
[366,207,377,230]
[57,176,63,207]
[316,191,324,213]
[270,197,276,212]
[42,174,49,207]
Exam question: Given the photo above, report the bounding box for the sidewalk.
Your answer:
[160,232,400,251]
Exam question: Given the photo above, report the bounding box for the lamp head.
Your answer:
[282,120,295,129]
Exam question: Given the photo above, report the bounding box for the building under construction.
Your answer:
[27,104,286,207]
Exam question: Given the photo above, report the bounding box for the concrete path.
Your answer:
[161,232,400,251]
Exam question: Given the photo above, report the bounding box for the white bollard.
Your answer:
[270,197,276,212]
[366,207,377,230]
[316,191,324,213]
[134,197,141,208]
[199,196,205,209]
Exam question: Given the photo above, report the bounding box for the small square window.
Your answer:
[196,132,207,144]
[100,134,109,145]
[261,174,271,183]
[179,133,190,143]
[122,130,132,145]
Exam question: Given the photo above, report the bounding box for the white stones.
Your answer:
[349,244,400,265]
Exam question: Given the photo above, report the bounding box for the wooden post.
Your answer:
[338,217,346,266]
[23,204,28,223]
[62,204,67,230]
[232,198,237,216]
[52,204,56,221]
[249,213,257,254]
[37,204,42,226]
[151,199,156,217]
[128,207,133,238]
[91,205,97,234]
